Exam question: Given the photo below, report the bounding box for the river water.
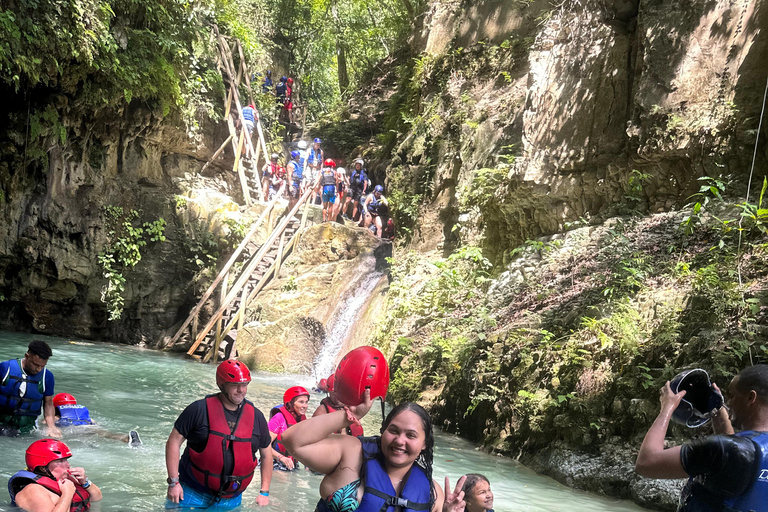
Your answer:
[0,332,650,511]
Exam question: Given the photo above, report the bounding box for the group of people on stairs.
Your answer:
[258,137,395,239]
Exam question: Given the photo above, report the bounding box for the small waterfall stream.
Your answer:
[312,255,384,380]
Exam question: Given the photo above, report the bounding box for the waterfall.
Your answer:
[313,256,384,379]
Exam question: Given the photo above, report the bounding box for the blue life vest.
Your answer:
[262,77,273,93]
[276,82,287,97]
[680,431,768,512]
[307,148,323,167]
[289,162,303,184]
[316,437,431,512]
[351,170,367,188]
[56,405,93,427]
[368,195,382,215]
[0,359,48,417]
[242,107,256,124]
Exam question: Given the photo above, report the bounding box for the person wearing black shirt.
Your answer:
[636,365,768,512]
[165,360,273,508]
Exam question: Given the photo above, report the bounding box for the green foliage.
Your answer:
[99,206,166,320]
[282,275,298,292]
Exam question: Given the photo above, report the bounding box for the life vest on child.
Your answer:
[0,359,48,418]
[320,398,364,437]
[269,405,306,457]
[679,431,768,512]
[56,405,93,427]
[315,437,432,512]
[186,396,257,498]
[9,470,90,512]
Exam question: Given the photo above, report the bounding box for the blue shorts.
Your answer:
[165,483,243,509]
[322,185,336,204]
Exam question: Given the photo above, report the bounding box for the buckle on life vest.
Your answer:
[389,497,410,508]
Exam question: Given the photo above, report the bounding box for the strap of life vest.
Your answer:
[363,487,431,512]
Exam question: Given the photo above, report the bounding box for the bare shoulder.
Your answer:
[15,483,57,512]
[432,478,445,512]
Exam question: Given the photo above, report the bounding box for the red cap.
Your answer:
[216,359,251,387]
[334,346,390,406]
[26,439,72,471]
[283,386,310,405]
[53,393,77,407]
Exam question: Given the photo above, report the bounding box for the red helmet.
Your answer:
[318,379,329,392]
[53,393,77,407]
[216,359,251,387]
[283,386,310,405]
[327,373,336,392]
[334,346,390,406]
[324,158,336,169]
[287,78,294,84]
[26,439,72,471]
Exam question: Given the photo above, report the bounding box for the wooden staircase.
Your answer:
[166,186,316,363]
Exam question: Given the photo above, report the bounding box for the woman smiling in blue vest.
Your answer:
[282,390,467,512]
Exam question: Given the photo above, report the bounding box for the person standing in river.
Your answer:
[636,364,768,512]
[165,359,273,509]
[0,340,61,438]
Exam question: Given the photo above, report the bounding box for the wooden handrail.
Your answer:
[166,183,286,348]
[214,231,301,341]
[187,187,314,355]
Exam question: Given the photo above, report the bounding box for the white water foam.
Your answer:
[313,259,384,379]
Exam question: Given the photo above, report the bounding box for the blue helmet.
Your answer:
[281,76,287,82]
[266,70,272,76]
[290,150,300,160]
[670,368,724,428]
[313,138,322,144]
[374,185,384,194]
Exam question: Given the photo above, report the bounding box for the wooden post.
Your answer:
[201,134,233,172]
[274,232,286,280]
[213,271,229,364]
[233,131,252,206]
[237,41,255,107]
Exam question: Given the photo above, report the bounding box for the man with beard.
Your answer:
[636,364,768,512]
[165,360,273,509]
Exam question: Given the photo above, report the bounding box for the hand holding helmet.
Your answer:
[333,346,390,407]
[668,368,724,428]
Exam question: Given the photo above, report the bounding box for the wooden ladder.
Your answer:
[166,186,315,362]
[200,25,272,205]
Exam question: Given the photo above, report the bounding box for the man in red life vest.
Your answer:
[9,438,103,512]
[165,360,272,508]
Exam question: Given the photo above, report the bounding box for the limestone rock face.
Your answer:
[361,0,768,263]
[235,222,389,372]
[0,104,246,344]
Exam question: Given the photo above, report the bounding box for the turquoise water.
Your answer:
[0,332,650,511]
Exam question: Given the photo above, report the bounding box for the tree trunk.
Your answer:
[331,2,349,96]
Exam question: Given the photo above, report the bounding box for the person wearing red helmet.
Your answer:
[9,438,103,512]
[51,393,141,446]
[165,359,273,508]
[312,374,364,437]
[315,158,339,222]
[268,386,310,471]
[0,340,60,438]
[283,393,467,512]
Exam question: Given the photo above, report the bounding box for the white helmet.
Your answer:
[337,167,346,175]
[298,140,308,150]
